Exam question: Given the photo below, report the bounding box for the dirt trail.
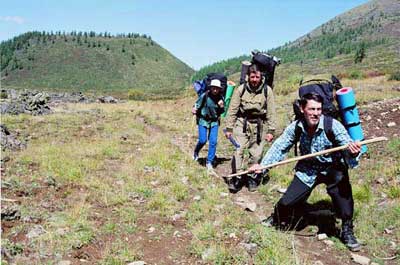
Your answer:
[172,97,400,264]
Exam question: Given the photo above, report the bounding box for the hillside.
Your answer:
[194,0,400,95]
[0,31,194,98]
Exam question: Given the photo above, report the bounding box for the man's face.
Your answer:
[301,99,322,128]
[249,71,262,88]
[210,86,221,96]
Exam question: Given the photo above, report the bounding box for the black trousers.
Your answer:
[274,165,354,226]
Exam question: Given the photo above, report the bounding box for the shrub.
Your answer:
[388,71,400,81]
[128,89,146,101]
[348,70,365,80]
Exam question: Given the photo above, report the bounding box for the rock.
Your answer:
[384,228,393,234]
[376,177,385,184]
[201,247,214,261]
[323,240,334,246]
[193,195,201,201]
[317,233,328,240]
[173,231,181,238]
[0,124,27,151]
[181,177,189,185]
[172,213,181,222]
[56,228,69,236]
[277,188,287,194]
[147,227,155,233]
[57,261,72,265]
[127,262,146,265]
[387,122,396,127]
[220,192,229,198]
[97,96,118,103]
[351,253,370,265]
[1,204,21,221]
[390,241,397,249]
[229,233,237,239]
[313,261,324,265]
[245,202,257,212]
[364,115,372,121]
[239,242,258,255]
[27,225,46,239]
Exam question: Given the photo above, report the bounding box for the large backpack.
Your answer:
[292,75,343,155]
[292,75,342,121]
[240,51,281,88]
[193,72,227,98]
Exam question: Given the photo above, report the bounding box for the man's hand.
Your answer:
[248,163,263,174]
[348,141,361,157]
[191,107,197,115]
[265,133,274,142]
[218,99,224,108]
[225,131,233,139]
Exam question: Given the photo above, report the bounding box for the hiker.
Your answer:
[192,79,225,173]
[249,92,362,252]
[224,63,276,192]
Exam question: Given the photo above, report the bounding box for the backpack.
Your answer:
[249,51,281,88]
[193,73,227,97]
[292,75,343,156]
[292,75,342,121]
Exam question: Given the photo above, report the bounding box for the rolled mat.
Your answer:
[221,81,236,117]
[336,87,367,153]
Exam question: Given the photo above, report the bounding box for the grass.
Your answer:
[1,75,399,263]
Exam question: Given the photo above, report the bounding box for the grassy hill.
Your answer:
[0,31,194,98]
[193,0,400,95]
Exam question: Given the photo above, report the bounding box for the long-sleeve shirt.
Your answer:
[195,92,224,128]
[224,78,276,136]
[261,115,359,187]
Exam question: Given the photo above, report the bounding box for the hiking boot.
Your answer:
[261,215,276,228]
[193,153,199,161]
[228,177,243,193]
[247,174,262,192]
[206,163,217,176]
[340,220,361,252]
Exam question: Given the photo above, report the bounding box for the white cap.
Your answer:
[210,79,222,88]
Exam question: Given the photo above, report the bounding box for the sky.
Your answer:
[0,0,369,70]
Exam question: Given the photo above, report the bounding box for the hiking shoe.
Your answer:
[261,215,276,227]
[206,163,217,176]
[341,220,361,252]
[227,177,243,193]
[193,153,199,161]
[247,174,262,192]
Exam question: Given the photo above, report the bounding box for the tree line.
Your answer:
[0,31,153,71]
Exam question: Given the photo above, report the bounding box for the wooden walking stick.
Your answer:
[225,137,388,179]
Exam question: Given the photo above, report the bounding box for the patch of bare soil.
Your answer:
[359,97,400,139]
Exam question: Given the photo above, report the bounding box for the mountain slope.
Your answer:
[0,31,194,96]
[195,0,400,94]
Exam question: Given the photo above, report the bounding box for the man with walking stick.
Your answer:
[249,92,362,252]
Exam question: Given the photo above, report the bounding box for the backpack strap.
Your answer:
[323,115,336,146]
[293,120,302,156]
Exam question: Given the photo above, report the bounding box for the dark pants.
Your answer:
[274,165,354,227]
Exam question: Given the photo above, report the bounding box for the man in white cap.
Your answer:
[192,79,225,174]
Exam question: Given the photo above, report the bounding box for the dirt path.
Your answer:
[171,97,400,264]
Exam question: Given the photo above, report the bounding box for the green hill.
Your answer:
[0,31,194,98]
[194,0,400,94]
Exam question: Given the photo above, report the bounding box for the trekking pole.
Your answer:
[225,137,388,179]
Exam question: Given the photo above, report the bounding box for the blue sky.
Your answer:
[0,0,368,69]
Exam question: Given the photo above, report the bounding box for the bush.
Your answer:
[348,70,365,80]
[388,71,400,81]
[128,89,146,101]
